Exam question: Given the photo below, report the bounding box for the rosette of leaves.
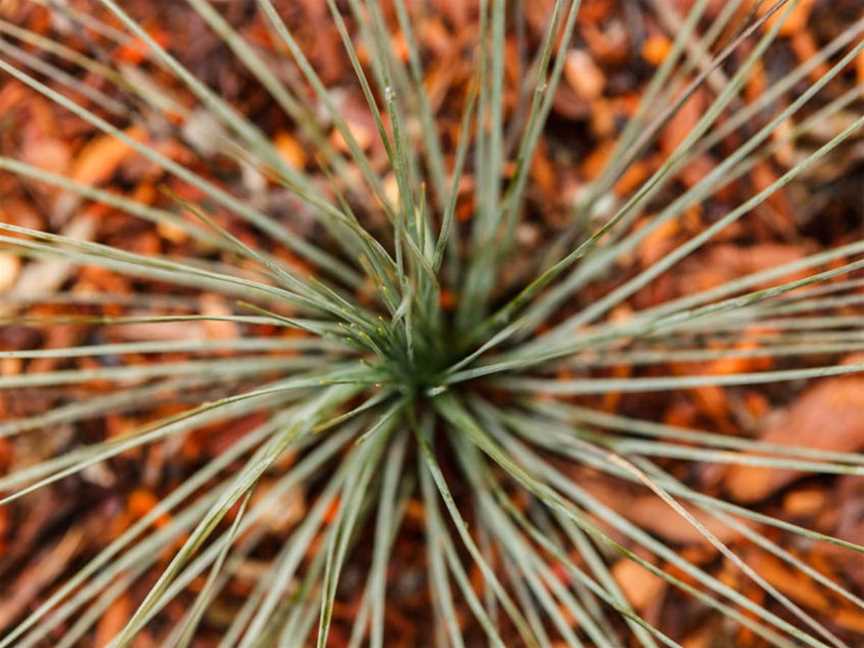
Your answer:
[1,0,863,646]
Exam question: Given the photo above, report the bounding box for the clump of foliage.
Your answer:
[1,0,864,646]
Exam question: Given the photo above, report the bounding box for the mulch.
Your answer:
[1,0,863,645]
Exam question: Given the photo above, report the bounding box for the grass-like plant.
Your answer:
[1,0,864,645]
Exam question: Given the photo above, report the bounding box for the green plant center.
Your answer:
[374,324,461,398]
[386,349,453,397]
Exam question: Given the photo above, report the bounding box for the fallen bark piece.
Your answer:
[726,378,864,502]
[580,474,744,544]
[748,550,829,611]
[624,495,743,545]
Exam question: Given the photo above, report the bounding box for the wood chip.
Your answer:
[70,125,146,185]
[612,558,666,610]
[564,49,605,101]
[0,254,20,293]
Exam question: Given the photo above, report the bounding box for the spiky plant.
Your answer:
[1,0,864,645]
